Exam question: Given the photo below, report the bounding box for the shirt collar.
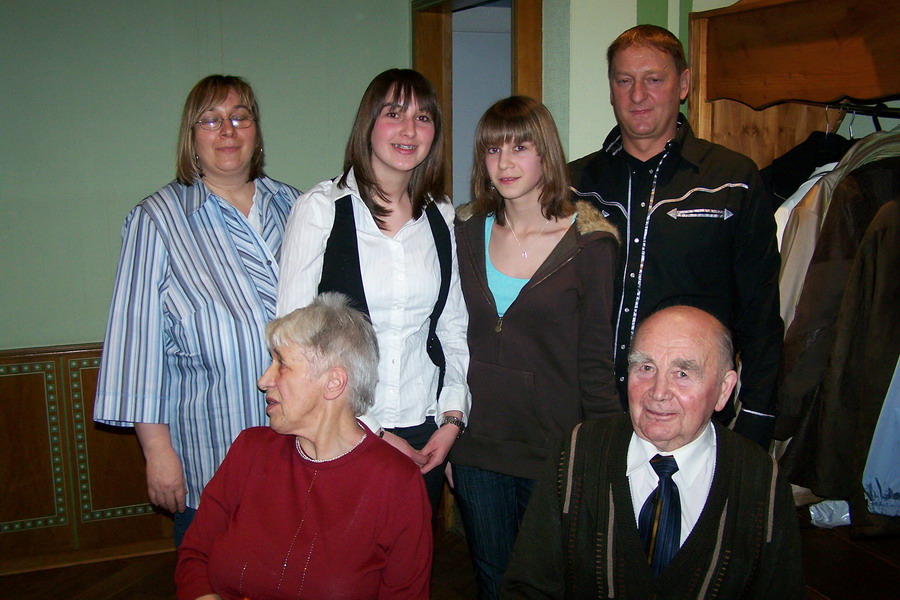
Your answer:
[181,177,267,217]
[603,113,698,168]
[627,421,716,488]
[343,167,361,194]
[341,167,430,234]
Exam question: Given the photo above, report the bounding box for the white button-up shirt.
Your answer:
[626,422,717,546]
[277,170,470,430]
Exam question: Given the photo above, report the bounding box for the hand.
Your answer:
[418,423,459,474]
[134,423,187,514]
[381,431,429,468]
[193,595,222,600]
[145,446,187,513]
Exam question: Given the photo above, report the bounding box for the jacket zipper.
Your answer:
[465,220,581,354]
[489,252,577,336]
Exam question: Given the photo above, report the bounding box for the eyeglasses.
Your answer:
[195,114,255,130]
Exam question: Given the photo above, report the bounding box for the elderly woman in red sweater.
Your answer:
[176,293,432,600]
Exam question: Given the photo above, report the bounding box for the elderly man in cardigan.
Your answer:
[503,306,803,599]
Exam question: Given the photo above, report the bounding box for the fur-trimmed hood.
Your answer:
[572,200,620,243]
[455,199,620,244]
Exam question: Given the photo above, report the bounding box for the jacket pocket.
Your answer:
[466,360,549,446]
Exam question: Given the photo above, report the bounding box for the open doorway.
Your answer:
[451,1,511,206]
[413,0,542,204]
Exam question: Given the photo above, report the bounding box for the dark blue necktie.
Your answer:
[638,454,681,576]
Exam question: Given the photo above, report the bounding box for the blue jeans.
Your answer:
[173,507,197,547]
[452,464,536,600]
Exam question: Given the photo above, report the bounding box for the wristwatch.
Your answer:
[440,415,466,438]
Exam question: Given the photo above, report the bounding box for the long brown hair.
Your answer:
[175,75,265,185]
[470,96,572,225]
[339,69,446,227]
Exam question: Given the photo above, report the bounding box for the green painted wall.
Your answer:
[0,0,410,349]
[0,0,759,350]
[637,0,670,28]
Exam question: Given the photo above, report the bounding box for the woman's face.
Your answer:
[484,140,544,206]
[369,94,435,185]
[193,89,257,183]
[258,344,327,436]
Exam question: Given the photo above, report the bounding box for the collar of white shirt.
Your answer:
[626,422,717,543]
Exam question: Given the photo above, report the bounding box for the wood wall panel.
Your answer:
[0,345,172,575]
[702,100,836,170]
[702,0,900,109]
[413,2,453,197]
[69,354,172,550]
[0,358,76,559]
[1,363,59,520]
[689,0,898,170]
[512,0,542,100]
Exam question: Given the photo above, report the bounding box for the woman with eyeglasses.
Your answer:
[94,74,300,546]
[277,69,470,515]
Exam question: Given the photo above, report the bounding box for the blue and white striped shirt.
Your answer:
[94,177,299,509]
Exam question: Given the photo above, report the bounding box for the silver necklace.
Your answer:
[505,213,550,259]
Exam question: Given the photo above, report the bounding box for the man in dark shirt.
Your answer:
[569,25,782,448]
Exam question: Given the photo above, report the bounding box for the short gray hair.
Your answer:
[266,293,379,416]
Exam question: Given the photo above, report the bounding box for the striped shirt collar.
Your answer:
[180,176,279,216]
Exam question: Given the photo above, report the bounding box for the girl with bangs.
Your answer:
[450,96,620,599]
[277,69,470,516]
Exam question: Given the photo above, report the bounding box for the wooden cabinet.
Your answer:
[688,0,900,169]
[0,344,172,575]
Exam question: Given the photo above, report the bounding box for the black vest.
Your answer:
[318,194,452,400]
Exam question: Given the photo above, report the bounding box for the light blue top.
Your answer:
[485,215,529,316]
[93,177,298,509]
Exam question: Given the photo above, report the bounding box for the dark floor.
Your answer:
[2,519,898,599]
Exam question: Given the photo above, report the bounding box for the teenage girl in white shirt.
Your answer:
[277,69,470,513]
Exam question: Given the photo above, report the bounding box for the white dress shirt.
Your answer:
[246,194,262,234]
[277,169,471,431]
[627,422,717,546]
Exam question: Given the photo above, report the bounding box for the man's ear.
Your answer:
[679,68,691,102]
[715,369,738,412]
[323,366,348,401]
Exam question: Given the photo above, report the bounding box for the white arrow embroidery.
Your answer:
[667,208,734,220]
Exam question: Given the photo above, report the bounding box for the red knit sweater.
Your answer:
[176,426,432,600]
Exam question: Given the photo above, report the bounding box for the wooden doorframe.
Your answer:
[412,0,542,196]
